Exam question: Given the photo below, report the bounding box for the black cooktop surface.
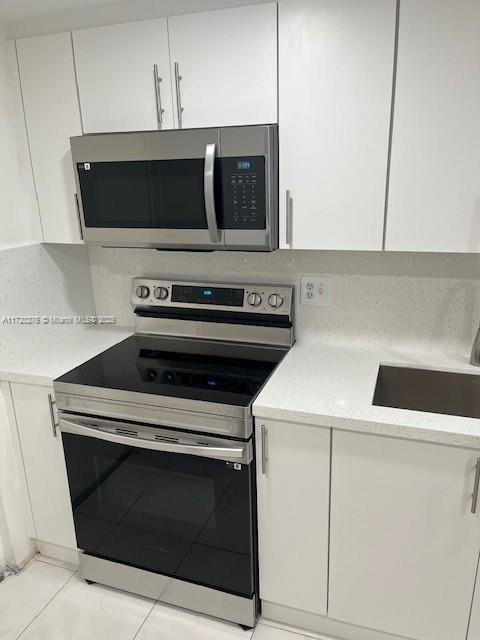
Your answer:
[56,335,287,407]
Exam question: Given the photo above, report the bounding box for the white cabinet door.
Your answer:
[16,33,83,244]
[11,383,76,550]
[73,19,174,133]
[278,0,396,250]
[386,0,480,253]
[168,3,277,129]
[329,431,480,640]
[256,420,330,615]
[469,565,480,640]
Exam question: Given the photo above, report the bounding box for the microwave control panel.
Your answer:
[221,156,266,230]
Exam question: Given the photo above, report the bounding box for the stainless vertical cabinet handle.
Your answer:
[471,458,480,514]
[204,143,220,243]
[153,64,164,128]
[74,194,83,240]
[48,393,59,438]
[174,62,184,129]
[286,190,293,247]
[261,425,268,475]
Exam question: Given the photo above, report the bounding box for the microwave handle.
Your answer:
[204,143,220,243]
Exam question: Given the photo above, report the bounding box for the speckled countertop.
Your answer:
[253,340,480,449]
[2,321,480,448]
[0,325,132,385]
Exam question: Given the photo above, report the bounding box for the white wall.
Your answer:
[88,247,480,355]
[0,31,42,249]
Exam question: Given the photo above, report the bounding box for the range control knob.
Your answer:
[268,293,284,309]
[136,285,150,299]
[154,287,169,300]
[247,292,262,307]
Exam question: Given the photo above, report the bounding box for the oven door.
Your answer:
[59,415,256,599]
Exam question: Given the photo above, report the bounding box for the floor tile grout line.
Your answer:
[131,601,157,640]
[35,555,79,572]
[14,569,77,640]
[258,619,328,640]
[12,559,253,640]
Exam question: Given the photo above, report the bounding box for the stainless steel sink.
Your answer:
[373,365,480,419]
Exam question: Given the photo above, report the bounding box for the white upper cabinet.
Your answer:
[386,0,480,253]
[329,431,480,640]
[16,33,83,244]
[73,19,174,133]
[168,3,277,129]
[256,420,330,615]
[278,0,396,250]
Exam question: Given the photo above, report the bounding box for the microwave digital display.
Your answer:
[237,161,251,170]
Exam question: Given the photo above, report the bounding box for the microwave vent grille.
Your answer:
[116,427,138,438]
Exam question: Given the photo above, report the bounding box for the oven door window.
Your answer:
[62,432,255,598]
[77,159,222,230]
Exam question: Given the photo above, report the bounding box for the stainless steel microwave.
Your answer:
[71,124,278,251]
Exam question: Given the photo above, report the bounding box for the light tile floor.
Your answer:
[0,557,334,640]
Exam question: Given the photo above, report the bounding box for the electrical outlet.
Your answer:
[301,275,331,306]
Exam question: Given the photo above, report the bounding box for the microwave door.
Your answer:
[72,131,225,250]
[147,154,225,250]
[76,158,225,250]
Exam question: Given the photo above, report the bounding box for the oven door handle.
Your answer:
[59,418,251,464]
[204,143,221,243]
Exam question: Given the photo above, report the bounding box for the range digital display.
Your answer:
[171,285,244,307]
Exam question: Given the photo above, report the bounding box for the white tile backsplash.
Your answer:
[0,243,95,319]
[88,247,480,354]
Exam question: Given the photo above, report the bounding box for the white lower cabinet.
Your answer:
[469,566,480,639]
[255,420,331,615]
[329,430,480,640]
[11,382,76,551]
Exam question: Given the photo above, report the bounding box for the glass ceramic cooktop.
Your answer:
[56,335,286,407]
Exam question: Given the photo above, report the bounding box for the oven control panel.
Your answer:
[131,278,293,316]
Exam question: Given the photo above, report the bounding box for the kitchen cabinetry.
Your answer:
[278,0,396,250]
[469,568,480,640]
[16,33,83,244]
[11,383,76,551]
[329,430,480,640]
[255,420,330,615]
[73,19,174,133]
[386,0,480,253]
[168,3,277,129]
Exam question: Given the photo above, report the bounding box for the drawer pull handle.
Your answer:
[48,393,58,438]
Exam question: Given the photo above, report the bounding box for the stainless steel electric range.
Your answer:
[53,278,294,628]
